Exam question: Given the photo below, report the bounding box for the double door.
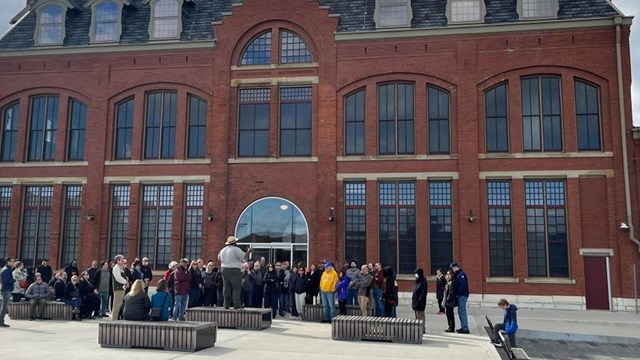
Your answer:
[246,244,307,268]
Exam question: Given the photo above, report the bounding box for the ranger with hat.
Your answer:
[218,236,251,309]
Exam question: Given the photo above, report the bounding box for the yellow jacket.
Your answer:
[319,268,339,292]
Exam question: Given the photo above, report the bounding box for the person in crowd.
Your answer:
[25,273,49,320]
[123,259,133,293]
[92,260,112,317]
[346,261,360,306]
[451,262,470,334]
[336,268,350,316]
[79,271,100,319]
[188,260,202,308]
[293,266,308,320]
[12,261,28,302]
[65,275,82,321]
[241,262,255,307]
[251,261,263,308]
[263,263,279,318]
[275,262,287,317]
[131,260,144,283]
[412,268,428,333]
[442,270,457,333]
[282,261,291,312]
[48,271,60,287]
[173,258,191,321]
[218,236,250,309]
[214,264,224,307]
[492,299,519,348]
[86,260,99,280]
[203,261,217,307]
[123,280,150,321]
[435,268,446,315]
[381,266,397,317]
[259,257,267,278]
[165,261,178,281]
[372,262,384,317]
[111,255,128,321]
[352,264,372,316]
[0,257,15,327]
[165,261,178,316]
[151,279,171,321]
[54,272,67,301]
[367,263,374,275]
[307,264,321,305]
[288,265,299,318]
[319,261,338,323]
[36,259,52,284]
[139,258,153,293]
[64,260,79,280]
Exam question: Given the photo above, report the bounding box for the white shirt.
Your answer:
[112,264,127,286]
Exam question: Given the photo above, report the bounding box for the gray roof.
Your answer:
[0,0,622,50]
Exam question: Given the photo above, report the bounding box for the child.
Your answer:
[336,269,350,315]
[442,270,457,333]
[493,298,518,347]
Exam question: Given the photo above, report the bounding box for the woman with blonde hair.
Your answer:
[123,279,150,320]
[12,261,28,302]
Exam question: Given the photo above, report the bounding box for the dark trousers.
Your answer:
[81,294,100,317]
[384,302,394,317]
[203,287,216,307]
[30,298,47,318]
[188,288,201,308]
[338,300,347,316]
[437,297,444,313]
[243,289,253,307]
[266,291,278,318]
[289,288,298,316]
[12,293,24,302]
[495,323,516,347]
[445,307,456,331]
[253,286,263,308]
[221,267,242,309]
[278,292,286,316]
[216,289,223,307]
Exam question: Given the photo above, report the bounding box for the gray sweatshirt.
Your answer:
[218,245,246,269]
[346,268,360,289]
[25,282,50,299]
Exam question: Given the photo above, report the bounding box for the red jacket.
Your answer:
[174,266,191,295]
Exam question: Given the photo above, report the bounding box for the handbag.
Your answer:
[19,280,29,289]
[150,293,169,321]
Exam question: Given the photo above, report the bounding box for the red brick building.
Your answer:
[0,0,638,311]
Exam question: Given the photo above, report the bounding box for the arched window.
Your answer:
[427,86,450,154]
[344,89,365,156]
[38,4,65,45]
[240,32,272,66]
[575,80,601,151]
[94,1,119,42]
[485,83,509,153]
[151,0,180,39]
[280,30,312,64]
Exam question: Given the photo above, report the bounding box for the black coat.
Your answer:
[307,270,321,296]
[263,271,278,294]
[37,265,52,284]
[78,279,94,297]
[412,278,428,311]
[54,279,66,299]
[64,282,81,301]
[123,292,151,321]
[442,281,457,308]
[294,274,309,294]
[436,275,446,299]
[189,268,202,289]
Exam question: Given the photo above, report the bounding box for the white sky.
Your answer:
[0,0,639,123]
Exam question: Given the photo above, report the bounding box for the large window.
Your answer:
[61,185,82,266]
[144,91,176,159]
[428,86,450,154]
[485,83,509,153]
[140,184,173,270]
[114,98,134,160]
[28,96,59,161]
[280,87,312,156]
[183,184,204,261]
[0,187,11,267]
[429,181,452,274]
[67,99,87,161]
[240,32,272,66]
[20,186,53,268]
[109,185,130,259]
[378,83,414,155]
[521,77,562,152]
[379,182,416,274]
[151,0,180,39]
[94,1,119,42]
[345,182,366,265]
[519,0,557,19]
[238,88,270,157]
[280,30,312,64]
[37,4,64,45]
[575,80,601,151]
[449,0,483,23]
[187,95,207,159]
[1,102,19,161]
[525,180,568,277]
[344,89,365,156]
[487,181,513,277]
[376,0,411,27]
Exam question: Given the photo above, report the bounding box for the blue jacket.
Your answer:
[1,265,15,292]
[336,277,350,301]
[150,291,171,321]
[503,304,518,335]
[454,269,469,297]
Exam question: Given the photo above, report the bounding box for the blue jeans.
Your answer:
[0,291,11,325]
[278,292,286,316]
[243,290,253,307]
[188,288,200,308]
[347,289,359,306]
[372,288,383,317]
[65,298,81,309]
[216,289,223,307]
[458,296,469,331]
[173,294,188,320]
[99,291,109,315]
[320,291,336,321]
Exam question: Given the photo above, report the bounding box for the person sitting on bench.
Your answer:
[25,273,49,320]
[493,298,518,348]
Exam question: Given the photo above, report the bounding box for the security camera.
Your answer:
[620,222,630,230]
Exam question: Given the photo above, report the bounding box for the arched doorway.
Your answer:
[235,197,308,267]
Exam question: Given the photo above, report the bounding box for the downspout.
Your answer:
[616,18,640,253]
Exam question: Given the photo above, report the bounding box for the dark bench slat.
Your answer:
[332,315,422,344]
[185,307,271,330]
[302,304,367,322]
[8,301,73,320]
[98,321,216,352]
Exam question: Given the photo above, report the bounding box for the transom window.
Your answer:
[94,1,119,42]
[280,30,312,64]
[1,102,19,162]
[151,0,180,39]
[241,32,272,66]
[240,29,312,66]
[37,4,65,45]
[519,0,557,19]
[376,0,412,27]
[449,0,483,23]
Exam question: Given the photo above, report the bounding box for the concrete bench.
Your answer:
[302,304,367,322]
[498,330,530,360]
[9,300,73,320]
[98,321,216,352]
[185,307,271,330]
[331,315,423,344]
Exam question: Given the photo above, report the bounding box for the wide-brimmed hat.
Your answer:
[225,236,239,245]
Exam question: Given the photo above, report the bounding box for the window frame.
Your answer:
[143,91,177,160]
[344,88,366,156]
[183,183,204,261]
[0,101,20,162]
[378,82,415,155]
[521,76,563,152]
[67,99,87,161]
[429,181,453,275]
[146,0,182,40]
[374,0,413,28]
[345,182,367,265]
[114,97,134,160]
[378,181,416,275]
[87,0,128,43]
[240,31,272,66]
[487,180,514,277]
[60,185,82,266]
[427,85,451,155]
[238,88,271,158]
[140,184,174,270]
[187,94,207,159]
[446,0,486,24]
[279,29,312,64]
[279,86,313,157]
[34,1,73,46]
[485,82,510,153]
[27,95,59,162]
[517,0,559,20]
[574,79,602,152]
[108,184,130,260]
[19,185,54,269]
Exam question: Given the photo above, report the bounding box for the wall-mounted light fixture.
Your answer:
[85,209,95,222]
[620,222,630,230]
[328,207,335,222]
[466,209,476,223]
[207,210,214,222]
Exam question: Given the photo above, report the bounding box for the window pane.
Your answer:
[428,86,450,154]
[280,87,312,157]
[145,92,176,159]
[239,89,270,157]
[20,186,53,268]
[280,30,312,64]
[188,95,207,158]
[1,102,19,161]
[115,99,133,160]
[68,100,87,161]
[152,0,179,38]
[0,187,13,267]
[184,184,204,261]
[575,80,601,151]
[241,32,272,66]
[450,0,482,22]
[38,5,64,44]
[109,185,130,259]
[345,183,366,264]
[61,185,82,266]
[140,184,173,270]
[522,0,556,18]
[487,181,513,276]
[379,0,409,26]
[485,84,508,152]
[379,181,415,274]
[28,96,58,161]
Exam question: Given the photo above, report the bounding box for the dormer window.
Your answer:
[518,0,558,20]
[148,0,182,39]
[375,0,412,28]
[37,4,65,45]
[87,0,127,43]
[447,0,485,24]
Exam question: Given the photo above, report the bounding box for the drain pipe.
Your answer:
[616,18,640,254]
